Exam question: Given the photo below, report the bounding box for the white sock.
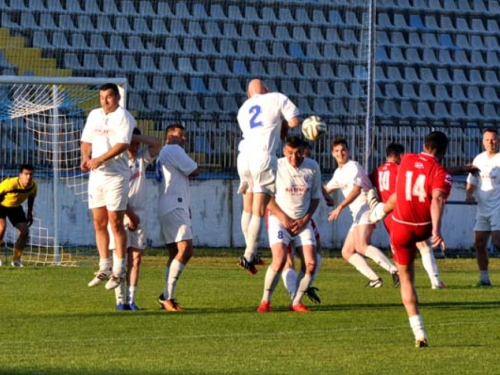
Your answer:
[292,273,312,306]
[112,257,126,277]
[262,267,280,302]
[419,245,441,286]
[409,314,427,341]
[282,268,298,300]
[167,259,185,300]
[163,265,170,300]
[99,257,111,271]
[311,253,322,284]
[244,215,261,262]
[114,281,126,304]
[480,270,490,283]
[348,253,380,280]
[365,245,397,273]
[241,211,252,243]
[128,286,137,304]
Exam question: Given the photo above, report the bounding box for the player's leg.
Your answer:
[281,244,297,300]
[305,235,322,304]
[416,240,445,289]
[474,231,491,286]
[126,246,143,310]
[291,243,316,312]
[106,209,127,290]
[368,191,396,223]
[354,223,399,286]
[343,229,381,286]
[88,206,112,286]
[258,242,287,312]
[11,207,29,266]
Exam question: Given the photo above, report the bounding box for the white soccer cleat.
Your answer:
[11,260,24,267]
[369,202,388,224]
[88,269,111,287]
[105,273,124,290]
[367,189,380,211]
[366,278,383,288]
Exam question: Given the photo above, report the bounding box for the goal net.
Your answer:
[0,76,127,266]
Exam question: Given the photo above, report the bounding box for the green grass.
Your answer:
[0,256,499,375]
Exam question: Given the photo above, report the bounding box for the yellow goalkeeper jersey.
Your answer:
[0,177,38,207]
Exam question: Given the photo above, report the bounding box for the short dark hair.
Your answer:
[483,127,498,135]
[424,131,448,154]
[302,140,311,150]
[20,164,34,173]
[285,136,304,149]
[132,127,141,135]
[386,143,404,157]
[331,137,348,151]
[165,124,184,137]
[99,83,120,96]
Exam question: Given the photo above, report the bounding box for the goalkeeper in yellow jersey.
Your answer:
[0,164,37,267]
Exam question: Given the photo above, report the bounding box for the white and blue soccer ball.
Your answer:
[301,116,327,141]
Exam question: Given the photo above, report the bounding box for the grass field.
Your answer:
[0,255,499,375]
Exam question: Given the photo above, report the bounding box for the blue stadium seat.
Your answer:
[350,82,365,97]
[376,66,388,81]
[77,15,95,31]
[90,34,108,51]
[334,82,349,97]
[159,57,177,73]
[452,85,467,100]
[285,62,302,78]
[422,49,438,64]
[483,86,499,101]
[195,58,213,74]
[485,69,499,84]
[303,63,320,78]
[214,59,231,75]
[486,51,500,65]
[382,100,400,117]
[299,80,314,96]
[298,98,313,115]
[406,48,422,63]
[258,25,274,40]
[467,103,482,119]
[53,32,70,49]
[410,14,425,29]
[402,83,418,99]
[249,61,266,76]
[183,38,200,54]
[109,35,127,52]
[65,0,83,13]
[220,40,237,56]
[83,53,101,70]
[435,84,451,100]
[139,0,156,16]
[400,101,418,118]
[96,15,114,32]
[296,8,312,24]
[116,17,132,33]
[133,75,151,92]
[306,44,322,58]
[313,98,329,114]
[175,2,191,18]
[422,33,439,47]
[328,10,343,25]
[471,18,485,32]
[310,27,326,42]
[152,75,169,92]
[71,33,90,50]
[272,43,289,58]
[483,103,498,119]
[171,76,188,92]
[438,49,453,65]
[417,101,435,118]
[241,24,257,39]
[170,19,187,36]
[433,101,450,118]
[222,96,239,112]
[40,13,57,30]
[279,8,295,23]
[453,69,469,83]
[152,19,168,35]
[385,83,401,98]
[188,21,204,36]
[233,60,248,75]
[178,57,195,73]
[276,26,293,41]
[389,47,405,63]
[228,5,244,20]
[63,53,82,69]
[456,17,470,31]
[316,81,333,96]
[267,62,285,77]
[208,78,225,93]
[487,19,500,33]
[122,54,141,72]
[185,95,203,112]
[419,84,434,100]
[244,6,260,21]
[312,9,328,24]
[450,102,466,118]
[33,31,50,48]
[201,39,217,55]
[262,7,278,22]
[255,42,271,57]
[85,0,102,14]
[141,56,158,72]
[281,80,298,95]
[404,67,419,82]
[236,40,253,57]
[467,86,482,101]
[485,36,500,50]
[134,18,152,34]
[471,50,485,65]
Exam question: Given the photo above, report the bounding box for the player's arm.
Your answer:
[86,143,129,170]
[328,185,362,221]
[465,182,476,203]
[132,134,162,158]
[189,168,200,177]
[80,141,92,171]
[294,198,320,234]
[430,189,447,250]
[125,205,140,231]
[267,197,294,231]
[448,164,480,176]
[322,186,334,206]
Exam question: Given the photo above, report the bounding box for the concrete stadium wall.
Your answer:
[33,179,475,250]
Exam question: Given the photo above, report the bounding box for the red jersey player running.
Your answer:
[371,143,446,289]
[374,131,452,347]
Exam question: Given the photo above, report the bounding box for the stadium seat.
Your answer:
[436,68,452,83]
[387,66,403,81]
[467,103,482,119]
[138,0,156,16]
[228,5,244,20]
[485,36,500,50]
[329,99,348,116]
[316,81,333,96]
[222,96,239,112]
[83,53,102,70]
[417,101,434,118]
[310,27,326,42]
[285,62,302,78]
[299,80,314,96]
[304,63,320,78]
[385,83,402,98]
[296,8,312,24]
[293,26,309,42]
[133,75,151,92]
[486,51,500,65]
[453,69,469,83]
[483,103,498,119]
[334,82,350,97]
[220,40,237,56]
[152,19,168,35]
[262,7,278,22]
[289,43,306,58]
[433,102,450,118]
[236,40,253,57]
[244,5,260,21]
[404,67,419,82]
[467,85,483,101]
[410,14,425,29]
[109,35,127,52]
[53,32,71,49]
[249,61,265,76]
[324,44,340,59]
[65,0,83,13]
[71,33,90,50]
[406,48,422,63]
[134,18,152,34]
[33,31,50,48]
[90,34,107,51]
[471,18,485,32]
[278,8,295,23]
[485,69,500,84]
[195,58,213,74]
[233,60,249,75]
[298,98,313,115]
[438,49,453,64]
[471,50,486,65]
[382,100,400,117]
[400,101,418,118]
[122,54,141,72]
[147,94,167,112]
[272,43,289,58]
[452,85,467,100]
[435,84,451,100]
[188,21,204,37]
[63,53,82,69]
[116,17,132,33]
[159,57,177,73]
[376,47,389,62]
[183,38,200,54]
[152,75,169,92]
[402,83,418,99]
[482,86,499,101]
[40,13,57,30]
[455,34,469,49]
[450,102,466,118]
[170,19,188,36]
[419,84,434,100]
[258,25,274,40]
[226,78,243,94]
[456,18,470,31]
[178,57,195,73]
[312,9,328,24]
[121,1,139,15]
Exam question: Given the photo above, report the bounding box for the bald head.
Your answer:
[247,79,268,98]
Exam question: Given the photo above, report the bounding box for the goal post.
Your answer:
[0,76,127,266]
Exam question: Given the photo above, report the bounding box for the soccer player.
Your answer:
[281,141,333,304]
[257,136,321,313]
[371,143,446,289]
[111,128,161,310]
[237,79,300,274]
[325,137,399,288]
[156,124,199,312]
[0,164,37,267]
[81,83,135,290]
[387,131,452,347]
[466,128,500,287]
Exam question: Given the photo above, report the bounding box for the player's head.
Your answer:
[424,131,448,160]
[99,83,120,114]
[283,136,305,168]
[247,79,269,98]
[302,140,312,158]
[128,127,141,157]
[386,143,404,164]
[19,164,34,187]
[331,137,349,166]
[482,127,498,154]
[165,124,186,146]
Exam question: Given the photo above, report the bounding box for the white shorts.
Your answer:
[349,206,372,231]
[237,152,277,195]
[88,174,128,211]
[159,208,193,244]
[267,214,316,249]
[474,211,500,232]
[109,223,147,251]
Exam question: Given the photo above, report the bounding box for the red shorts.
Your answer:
[383,213,394,234]
[390,220,432,266]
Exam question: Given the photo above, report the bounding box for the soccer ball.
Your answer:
[301,116,327,141]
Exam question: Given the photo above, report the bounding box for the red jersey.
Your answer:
[372,161,399,203]
[393,153,452,225]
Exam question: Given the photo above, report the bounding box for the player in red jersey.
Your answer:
[371,143,446,289]
[389,131,452,347]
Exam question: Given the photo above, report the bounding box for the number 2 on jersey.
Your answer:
[405,171,426,202]
[249,105,263,128]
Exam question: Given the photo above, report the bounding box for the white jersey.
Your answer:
[467,151,500,214]
[326,160,373,218]
[81,106,136,177]
[237,92,299,155]
[274,157,322,220]
[128,148,155,212]
[156,144,198,217]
